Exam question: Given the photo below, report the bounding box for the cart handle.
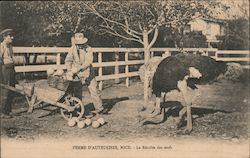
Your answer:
[0,83,33,97]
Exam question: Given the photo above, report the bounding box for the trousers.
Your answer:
[67,77,103,110]
[0,64,15,114]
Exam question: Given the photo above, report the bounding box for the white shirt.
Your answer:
[0,42,14,64]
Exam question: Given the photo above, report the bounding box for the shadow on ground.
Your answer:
[142,101,233,126]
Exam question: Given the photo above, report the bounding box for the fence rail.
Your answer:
[215,50,249,69]
[12,47,249,89]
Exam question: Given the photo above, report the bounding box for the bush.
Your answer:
[223,62,244,81]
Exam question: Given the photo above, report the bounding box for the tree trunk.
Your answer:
[142,27,159,102]
[143,30,150,63]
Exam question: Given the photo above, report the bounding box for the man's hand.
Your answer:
[71,66,78,74]
[71,65,82,74]
[65,71,74,80]
[80,64,89,71]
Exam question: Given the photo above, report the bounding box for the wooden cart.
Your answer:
[0,80,84,121]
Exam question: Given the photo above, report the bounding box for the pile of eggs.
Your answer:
[67,117,105,129]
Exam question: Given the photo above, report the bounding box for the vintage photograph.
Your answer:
[0,1,249,158]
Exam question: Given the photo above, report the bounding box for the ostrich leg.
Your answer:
[147,97,162,118]
[185,103,192,134]
[177,79,193,134]
[184,88,201,133]
[176,106,187,129]
[139,94,162,119]
[177,88,201,133]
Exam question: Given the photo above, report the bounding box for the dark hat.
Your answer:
[0,29,13,37]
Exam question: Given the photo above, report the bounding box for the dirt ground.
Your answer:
[1,77,249,157]
[1,76,250,158]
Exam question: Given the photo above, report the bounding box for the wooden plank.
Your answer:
[92,60,144,67]
[150,47,217,52]
[217,50,249,55]
[13,47,248,55]
[56,53,61,66]
[0,83,33,97]
[13,47,70,53]
[125,52,129,87]
[14,47,143,54]
[182,48,217,52]
[150,48,179,52]
[98,52,103,90]
[92,47,144,52]
[95,72,139,81]
[114,53,120,84]
[216,58,249,62]
[15,65,66,72]
[14,60,144,73]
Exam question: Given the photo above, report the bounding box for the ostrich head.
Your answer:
[188,67,202,79]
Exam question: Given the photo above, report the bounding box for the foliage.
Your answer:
[182,31,208,48]
[0,1,242,48]
[217,18,249,50]
[82,0,220,48]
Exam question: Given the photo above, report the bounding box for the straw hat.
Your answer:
[74,33,88,45]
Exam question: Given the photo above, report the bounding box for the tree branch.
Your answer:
[74,16,82,33]
[82,2,143,36]
[148,26,159,49]
[148,24,157,34]
[121,27,143,40]
[138,22,143,31]
[116,3,143,40]
[99,25,143,44]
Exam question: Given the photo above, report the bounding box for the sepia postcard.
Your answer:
[1,1,249,158]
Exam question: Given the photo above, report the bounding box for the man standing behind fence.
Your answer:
[0,29,15,119]
[65,33,104,113]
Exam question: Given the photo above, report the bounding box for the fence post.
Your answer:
[214,49,218,60]
[98,52,103,91]
[114,52,120,84]
[125,52,129,87]
[45,53,47,64]
[203,50,208,56]
[56,53,61,68]
[150,51,154,57]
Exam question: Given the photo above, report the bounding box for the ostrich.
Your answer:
[140,53,229,134]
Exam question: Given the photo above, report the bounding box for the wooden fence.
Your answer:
[13,47,249,89]
[150,48,249,69]
[215,50,249,69]
[13,47,145,90]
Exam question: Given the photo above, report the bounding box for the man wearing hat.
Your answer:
[65,33,104,113]
[0,29,15,119]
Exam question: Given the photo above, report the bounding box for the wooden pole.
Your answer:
[125,52,129,87]
[98,52,103,91]
[56,53,61,69]
[114,52,120,84]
